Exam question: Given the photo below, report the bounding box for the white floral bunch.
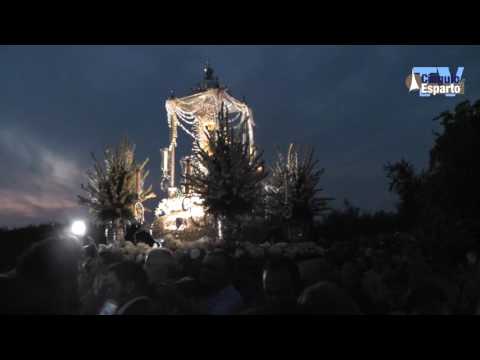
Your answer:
[98,241,152,264]
[121,241,152,264]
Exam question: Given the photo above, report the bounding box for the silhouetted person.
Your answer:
[78,244,131,314]
[13,236,82,314]
[78,244,99,304]
[176,218,184,230]
[144,248,177,283]
[361,262,390,314]
[99,261,154,315]
[458,250,480,313]
[298,258,336,288]
[405,281,449,315]
[126,223,156,246]
[125,223,141,242]
[144,248,193,314]
[297,281,361,314]
[340,260,372,313]
[244,258,302,314]
[0,270,18,314]
[195,250,244,314]
[182,248,205,279]
[232,257,264,308]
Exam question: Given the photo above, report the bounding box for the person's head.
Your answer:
[83,243,98,259]
[102,261,150,304]
[263,257,302,306]
[134,230,156,247]
[199,250,233,290]
[16,236,83,314]
[176,218,184,230]
[298,258,332,288]
[297,281,361,314]
[406,281,449,315]
[144,248,180,285]
[340,261,361,290]
[78,244,100,293]
[0,271,19,313]
[98,247,124,266]
[466,251,477,266]
[371,254,386,273]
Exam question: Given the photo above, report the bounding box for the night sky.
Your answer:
[1,45,479,228]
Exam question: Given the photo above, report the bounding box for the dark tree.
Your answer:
[385,99,480,263]
[384,159,424,230]
[265,144,333,241]
[78,137,155,244]
[184,104,267,243]
[429,100,480,230]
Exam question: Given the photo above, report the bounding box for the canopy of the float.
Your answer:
[165,88,255,146]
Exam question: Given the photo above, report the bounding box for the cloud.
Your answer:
[0,190,78,218]
[0,126,85,226]
[2,45,480,227]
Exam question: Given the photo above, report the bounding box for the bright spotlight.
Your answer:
[71,220,87,237]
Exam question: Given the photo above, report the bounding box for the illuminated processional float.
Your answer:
[152,64,256,238]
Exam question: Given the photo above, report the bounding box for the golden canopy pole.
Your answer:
[168,112,178,191]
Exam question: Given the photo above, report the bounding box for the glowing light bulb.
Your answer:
[71,220,87,237]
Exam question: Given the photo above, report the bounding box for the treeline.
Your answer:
[0,223,107,272]
[385,100,480,263]
[316,99,480,268]
[0,224,60,272]
[316,201,399,245]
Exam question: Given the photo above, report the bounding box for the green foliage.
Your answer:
[78,137,156,226]
[133,158,157,205]
[429,100,480,223]
[0,223,60,273]
[385,99,480,252]
[265,144,333,225]
[384,159,425,230]
[318,200,399,244]
[184,105,267,227]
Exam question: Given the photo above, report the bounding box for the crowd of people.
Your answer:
[1,231,480,315]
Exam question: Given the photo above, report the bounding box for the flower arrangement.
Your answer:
[97,241,152,265]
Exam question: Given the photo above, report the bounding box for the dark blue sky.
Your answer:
[1,45,479,227]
